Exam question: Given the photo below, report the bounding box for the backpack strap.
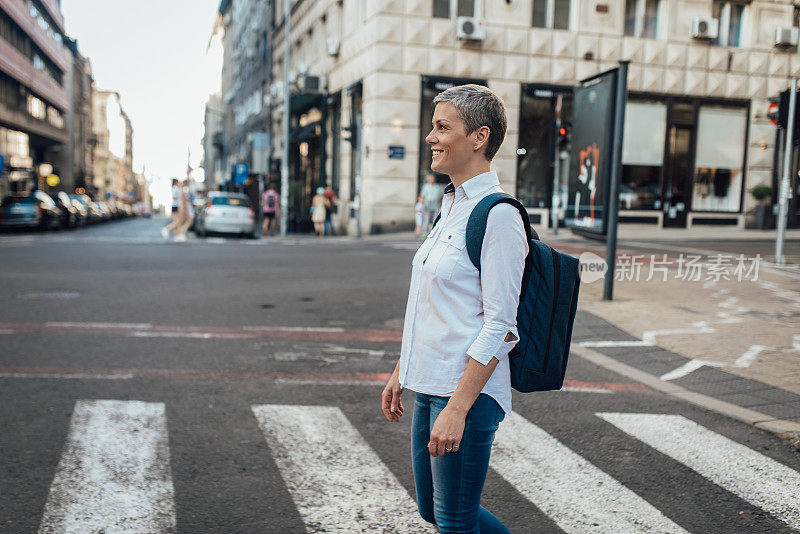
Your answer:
[466,192,537,272]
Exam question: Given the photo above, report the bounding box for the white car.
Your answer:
[196,192,257,238]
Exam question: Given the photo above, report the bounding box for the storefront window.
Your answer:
[621,101,666,210]
[692,105,746,212]
[516,87,572,209]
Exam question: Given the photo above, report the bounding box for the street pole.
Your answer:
[354,114,363,238]
[603,61,629,301]
[552,93,562,235]
[776,77,796,265]
[279,0,291,237]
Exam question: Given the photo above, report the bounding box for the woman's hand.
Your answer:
[428,406,466,457]
[381,372,404,422]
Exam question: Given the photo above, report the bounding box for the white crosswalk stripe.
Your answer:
[251,404,436,533]
[38,400,176,534]
[597,412,800,530]
[491,411,688,533]
[32,400,800,533]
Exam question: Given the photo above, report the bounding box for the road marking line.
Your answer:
[0,372,133,380]
[660,345,770,381]
[597,413,800,529]
[559,386,613,394]
[39,400,176,533]
[242,325,345,332]
[130,330,256,339]
[579,340,654,348]
[0,329,13,334]
[491,412,687,533]
[251,405,435,533]
[45,321,153,330]
[273,378,385,386]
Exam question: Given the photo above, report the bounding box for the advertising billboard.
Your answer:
[566,69,618,235]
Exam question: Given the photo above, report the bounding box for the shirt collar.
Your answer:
[445,171,499,199]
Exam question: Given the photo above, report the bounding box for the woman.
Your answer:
[381,84,527,532]
[310,187,327,237]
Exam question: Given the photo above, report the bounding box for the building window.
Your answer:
[532,0,570,30]
[621,101,667,210]
[712,1,746,47]
[692,105,746,212]
[433,0,477,19]
[624,0,662,38]
[27,94,46,120]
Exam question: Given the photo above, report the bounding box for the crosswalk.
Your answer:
[21,400,800,533]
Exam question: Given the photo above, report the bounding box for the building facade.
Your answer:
[91,89,134,200]
[263,0,799,234]
[0,0,71,198]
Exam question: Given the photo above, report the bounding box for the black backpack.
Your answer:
[433,193,580,391]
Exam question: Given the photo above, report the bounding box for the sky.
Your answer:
[62,0,223,182]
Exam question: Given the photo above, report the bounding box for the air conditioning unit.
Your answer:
[300,75,325,94]
[691,18,719,40]
[456,17,486,41]
[326,37,340,57]
[775,27,799,47]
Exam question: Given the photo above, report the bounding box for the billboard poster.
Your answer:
[566,69,618,234]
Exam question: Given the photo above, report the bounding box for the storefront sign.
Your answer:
[9,155,33,169]
[234,163,249,185]
[566,69,618,235]
[388,146,405,159]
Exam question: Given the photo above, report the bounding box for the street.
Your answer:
[1,218,800,533]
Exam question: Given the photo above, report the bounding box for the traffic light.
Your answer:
[557,121,571,151]
[777,89,800,145]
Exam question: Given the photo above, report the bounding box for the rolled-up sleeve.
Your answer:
[466,203,529,366]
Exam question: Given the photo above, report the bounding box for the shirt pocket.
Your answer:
[430,231,466,280]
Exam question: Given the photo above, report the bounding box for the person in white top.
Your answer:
[381,85,527,532]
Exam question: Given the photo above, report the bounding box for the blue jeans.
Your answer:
[411,393,511,533]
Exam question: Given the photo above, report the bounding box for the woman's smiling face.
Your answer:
[425,102,474,176]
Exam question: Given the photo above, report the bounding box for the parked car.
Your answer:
[195,192,256,238]
[69,194,102,224]
[133,201,152,218]
[70,197,89,227]
[56,192,80,228]
[95,201,112,221]
[0,192,62,231]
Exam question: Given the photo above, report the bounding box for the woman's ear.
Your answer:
[473,126,490,151]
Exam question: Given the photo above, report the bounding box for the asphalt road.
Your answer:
[1,218,799,533]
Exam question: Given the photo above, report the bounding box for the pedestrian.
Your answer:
[310,186,327,237]
[172,182,194,242]
[381,84,526,533]
[261,184,280,237]
[420,172,443,234]
[161,178,181,239]
[323,186,338,236]
[414,195,425,238]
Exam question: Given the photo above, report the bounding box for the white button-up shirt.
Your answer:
[398,171,528,414]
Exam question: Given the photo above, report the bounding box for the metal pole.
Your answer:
[776,78,796,265]
[552,94,562,235]
[354,114,363,238]
[603,61,629,301]
[279,0,291,237]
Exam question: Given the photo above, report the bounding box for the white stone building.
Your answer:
[269,0,800,234]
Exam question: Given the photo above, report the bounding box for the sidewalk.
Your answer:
[569,240,800,442]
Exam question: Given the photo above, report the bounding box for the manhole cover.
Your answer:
[260,304,275,309]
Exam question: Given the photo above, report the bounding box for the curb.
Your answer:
[572,344,800,441]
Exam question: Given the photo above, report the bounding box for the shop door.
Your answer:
[662,125,692,227]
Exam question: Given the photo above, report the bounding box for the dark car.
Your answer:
[56,192,80,228]
[70,197,89,227]
[0,192,62,231]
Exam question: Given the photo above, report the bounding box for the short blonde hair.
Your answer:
[432,84,507,160]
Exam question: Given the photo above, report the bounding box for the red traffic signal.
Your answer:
[559,127,566,136]
[767,99,779,126]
